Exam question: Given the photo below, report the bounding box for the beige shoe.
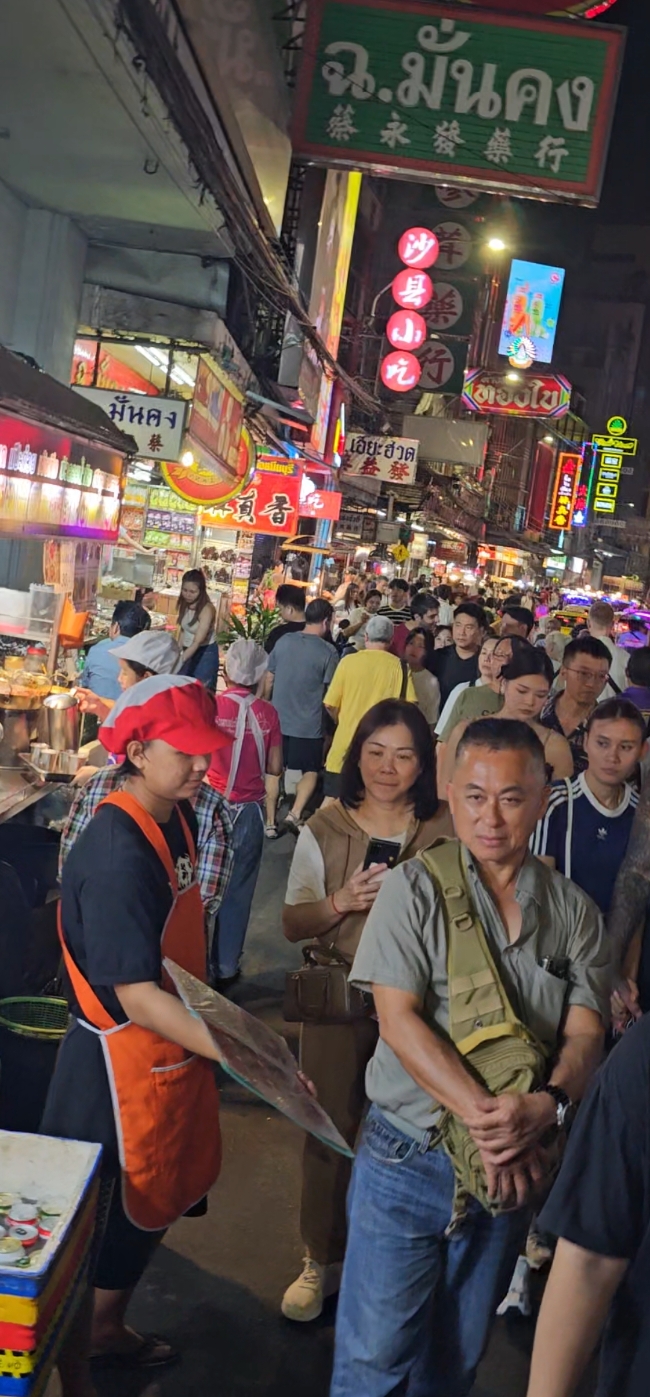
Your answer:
[281,1257,342,1322]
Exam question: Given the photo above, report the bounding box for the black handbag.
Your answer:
[283,946,374,1025]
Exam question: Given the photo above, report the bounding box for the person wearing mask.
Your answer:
[264,584,306,654]
[266,599,338,831]
[176,569,219,690]
[206,640,282,986]
[430,602,487,706]
[391,592,440,658]
[526,1014,650,1397]
[531,698,645,916]
[441,646,573,789]
[281,701,448,1323]
[622,646,650,725]
[403,628,441,730]
[347,588,383,650]
[539,635,612,775]
[500,606,535,641]
[378,578,412,625]
[44,677,228,1395]
[587,600,629,694]
[330,717,609,1397]
[322,616,417,801]
[435,584,455,627]
[78,601,151,704]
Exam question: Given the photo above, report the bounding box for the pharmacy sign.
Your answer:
[293,0,625,205]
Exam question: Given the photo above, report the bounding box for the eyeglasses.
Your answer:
[564,667,610,686]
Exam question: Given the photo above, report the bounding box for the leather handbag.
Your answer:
[283,946,374,1025]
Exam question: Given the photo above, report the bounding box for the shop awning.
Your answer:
[0,348,138,454]
[484,527,548,559]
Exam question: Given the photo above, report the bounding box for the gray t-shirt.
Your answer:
[268,631,338,738]
[351,848,610,1139]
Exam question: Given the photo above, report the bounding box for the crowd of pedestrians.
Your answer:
[55,570,650,1397]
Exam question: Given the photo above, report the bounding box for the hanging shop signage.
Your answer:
[380,228,440,394]
[292,1,625,206]
[462,369,571,417]
[74,388,187,461]
[571,477,590,527]
[498,260,566,367]
[387,309,428,351]
[342,433,419,485]
[300,488,343,520]
[592,416,637,516]
[548,452,581,530]
[161,426,254,508]
[0,413,123,541]
[200,470,301,537]
[255,453,302,477]
[187,357,244,473]
[71,339,157,395]
[591,415,638,454]
[458,2,618,14]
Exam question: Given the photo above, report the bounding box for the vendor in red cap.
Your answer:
[42,675,230,1397]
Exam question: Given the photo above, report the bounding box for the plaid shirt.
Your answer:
[59,766,234,915]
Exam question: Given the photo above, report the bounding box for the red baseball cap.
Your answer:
[99,675,230,757]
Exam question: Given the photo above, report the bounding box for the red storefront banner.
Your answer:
[188,357,244,473]
[548,452,581,530]
[201,470,300,536]
[462,369,572,419]
[300,488,342,520]
[526,442,556,532]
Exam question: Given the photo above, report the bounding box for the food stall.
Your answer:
[0,346,134,821]
[199,455,302,618]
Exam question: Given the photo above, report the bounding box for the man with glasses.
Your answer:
[539,636,611,774]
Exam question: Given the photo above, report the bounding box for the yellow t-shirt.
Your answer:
[324,650,417,773]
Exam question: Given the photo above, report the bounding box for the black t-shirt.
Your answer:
[539,1015,650,1397]
[430,646,480,705]
[264,620,305,654]
[41,801,198,1171]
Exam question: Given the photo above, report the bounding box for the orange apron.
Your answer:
[58,790,222,1232]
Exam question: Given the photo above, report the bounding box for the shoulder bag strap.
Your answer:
[400,659,409,700]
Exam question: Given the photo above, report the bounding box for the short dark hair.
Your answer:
[436,585,452,601]
[112,601,151,638]
[562,635,611,668]
[586,697,647,738]
[275,583,305,611]
[411,592,439,621]
[389,578,409,594]
[454,602,487,630]
[501,644,554,687]
[339,699,438,820]
[433,624,452,641]
[502,605,535,636]
[627,647,650,688]
[305,597,333,625]
[365,588,382,603]
[121,659,150,681]
[455,717,547,775]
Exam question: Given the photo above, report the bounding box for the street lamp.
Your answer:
[487,237,508,252]
[506,371,520,382]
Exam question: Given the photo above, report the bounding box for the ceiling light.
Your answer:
[487,237,507,252]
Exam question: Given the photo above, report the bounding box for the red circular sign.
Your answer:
[397,227,439,270]
[391,269,433,311]
[380,352,422,394]
[386,309,427,352]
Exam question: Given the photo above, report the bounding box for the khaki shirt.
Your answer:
[439,684,502,742]
[351,848,610,1138]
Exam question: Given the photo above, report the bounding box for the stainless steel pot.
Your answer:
[43,693,80,752]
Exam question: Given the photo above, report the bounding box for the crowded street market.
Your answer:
[0,0,649,1393]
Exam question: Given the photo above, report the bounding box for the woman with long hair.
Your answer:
[281,699,450,1324]
[176,569,219,691]
[403,627,440,729]
[441,644,573,788]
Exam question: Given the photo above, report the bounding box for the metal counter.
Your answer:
[0,766,52,823]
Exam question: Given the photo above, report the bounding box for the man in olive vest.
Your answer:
[330,718,610,1397]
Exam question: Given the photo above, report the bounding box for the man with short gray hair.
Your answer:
[322,615,417,799]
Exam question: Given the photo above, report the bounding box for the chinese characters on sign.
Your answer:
[74,388,187,461]
[391,269,434,310]
[592,415,637,516]
[387,310,427,350]
[548,452,581,530]
[200,470,300,536]
[380,352,422,392]
[571,479,590,528]
[462,368,571,417]
[397,227,440,268]
[342,434,419,485]
[292,1,625,206]
[381,225,440,393]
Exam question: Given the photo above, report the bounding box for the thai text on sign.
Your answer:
[342,434,419,485]
[462,369,571,418]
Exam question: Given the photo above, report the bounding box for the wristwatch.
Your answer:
[534,1083,575,1132]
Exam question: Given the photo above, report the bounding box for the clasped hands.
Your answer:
[464,1091,558,1211]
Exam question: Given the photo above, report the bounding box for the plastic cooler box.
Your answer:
[0,1132,101,1395]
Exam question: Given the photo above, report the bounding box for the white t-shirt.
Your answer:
[410,668,441,726]
[285,825,408,906]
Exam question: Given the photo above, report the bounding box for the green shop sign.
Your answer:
[293,0,625,205]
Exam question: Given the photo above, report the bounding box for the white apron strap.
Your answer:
[224,693,266,800]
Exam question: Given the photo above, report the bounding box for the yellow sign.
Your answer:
[592,433,638,454]
[390,543,409,564]
[607,416,628,435]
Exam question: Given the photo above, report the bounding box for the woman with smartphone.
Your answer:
[280,700,449,1324]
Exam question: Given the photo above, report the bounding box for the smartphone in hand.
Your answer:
[363,838,401,872]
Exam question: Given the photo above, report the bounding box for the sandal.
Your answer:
[284,812,303,835]
[90,1333,179,1370]
[265,823,278,839]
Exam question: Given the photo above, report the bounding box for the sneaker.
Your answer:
[496,1256,532,1318]
[281,1257,342,1322]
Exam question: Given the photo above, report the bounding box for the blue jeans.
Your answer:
[331,1106,528,1397]
[210,801,264,979]
[179,642,220,691]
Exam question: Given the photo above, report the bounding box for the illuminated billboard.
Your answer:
[498,260,566,366]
